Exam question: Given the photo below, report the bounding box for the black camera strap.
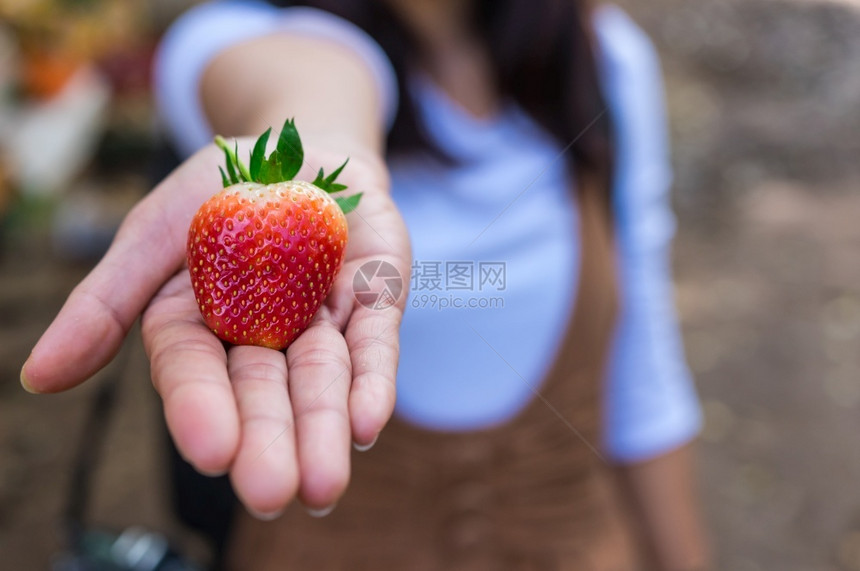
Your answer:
[62,338,129,549]
[54,332,204,571]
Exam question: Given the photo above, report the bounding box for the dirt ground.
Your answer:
[2,0,859,569]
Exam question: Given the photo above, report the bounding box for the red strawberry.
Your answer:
[187,119,361,350]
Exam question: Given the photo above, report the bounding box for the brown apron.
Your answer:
[226,181,639,570]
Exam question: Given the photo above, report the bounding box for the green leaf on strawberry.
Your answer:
[213,118,358,214]
[335,192,363,215]
[248,128,270,181]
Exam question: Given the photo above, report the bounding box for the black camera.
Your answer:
[52,526,203,571]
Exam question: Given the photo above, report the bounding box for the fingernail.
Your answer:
[249,507,284,521]
[353,434,378,452]
[198,467,228,478]
[306,503,336,518]
[20,360,38,394]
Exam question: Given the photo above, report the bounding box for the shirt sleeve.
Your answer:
[594,5,703,463]
[152,0,399,157]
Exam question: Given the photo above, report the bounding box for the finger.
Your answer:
[143,273,240,475]
[22,148,222,393]
[330,250,408,449]
[228,345,298,517]
[345,304,402,448]
[286,312,352,510]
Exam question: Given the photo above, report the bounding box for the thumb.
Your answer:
[21,170,213,392]
[22,146,224,393]
[21,209,185,392]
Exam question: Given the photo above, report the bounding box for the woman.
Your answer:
[23,0,709,568]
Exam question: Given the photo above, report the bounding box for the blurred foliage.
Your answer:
[1,0,149,59]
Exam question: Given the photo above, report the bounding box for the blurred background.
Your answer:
[0,0,858,569]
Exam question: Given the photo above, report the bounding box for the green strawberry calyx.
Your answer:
[214,118,362,215]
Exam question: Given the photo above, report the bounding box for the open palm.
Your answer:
[22,140,410,517]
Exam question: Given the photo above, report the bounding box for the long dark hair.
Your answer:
[268,0,614,202]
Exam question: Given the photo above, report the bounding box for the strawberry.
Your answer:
[187,119,361,350]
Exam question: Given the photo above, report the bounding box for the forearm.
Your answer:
[612,442,711,571]
[200,34,387,163]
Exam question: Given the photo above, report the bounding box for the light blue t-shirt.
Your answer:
[153,1,701,463]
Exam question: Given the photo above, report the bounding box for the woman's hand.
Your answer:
[21,140,410,518]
